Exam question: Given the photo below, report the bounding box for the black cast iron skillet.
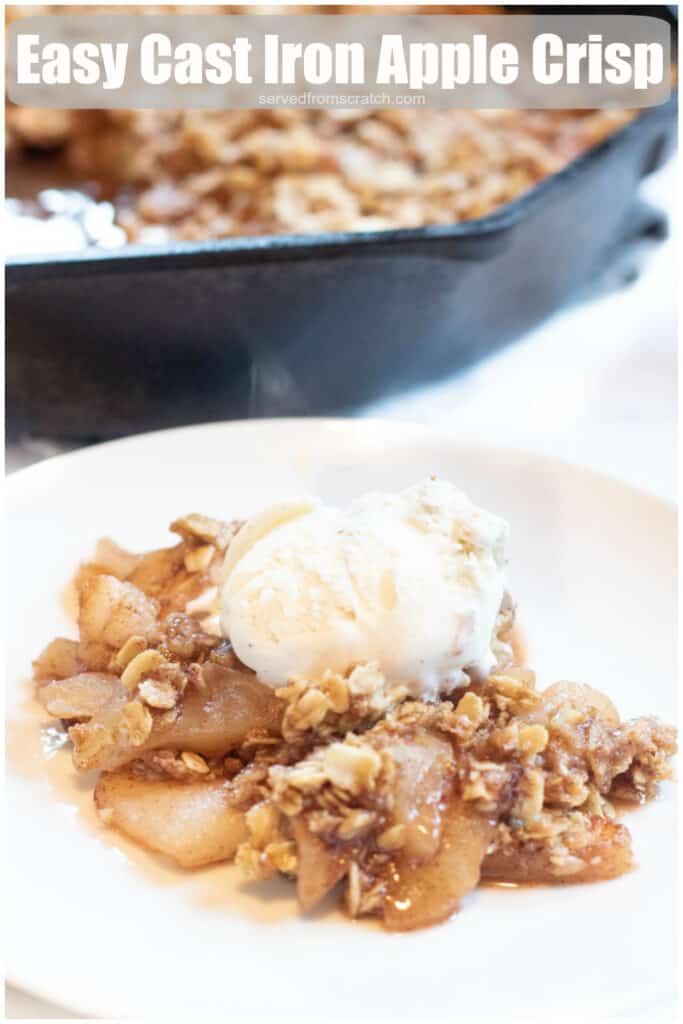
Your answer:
[5,6,678,440]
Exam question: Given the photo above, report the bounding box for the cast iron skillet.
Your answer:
[5,6,678,440]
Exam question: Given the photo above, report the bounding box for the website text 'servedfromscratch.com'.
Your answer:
[257,91,427,107]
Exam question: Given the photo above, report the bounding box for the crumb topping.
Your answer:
[32,510,676,930]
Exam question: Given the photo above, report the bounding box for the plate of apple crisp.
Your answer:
[6,419,676,1018]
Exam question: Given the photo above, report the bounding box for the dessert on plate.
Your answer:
[33,478,676,930]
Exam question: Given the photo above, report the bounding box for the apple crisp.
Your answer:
[6,8,636,241]
[33,512,676,931]
[7,105,635,242]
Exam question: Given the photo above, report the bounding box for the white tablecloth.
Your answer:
[5,160,676,1020]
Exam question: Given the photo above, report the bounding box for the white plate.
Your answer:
[6,418,676,1019]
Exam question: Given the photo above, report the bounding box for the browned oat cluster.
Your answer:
[33,513,676,931]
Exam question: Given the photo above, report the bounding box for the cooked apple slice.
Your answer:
[38,673,124,720]
[33,638,82,682]
[71,663,283,772]
[482,817,632,884]
[95,770,247,868]
[145,664,283,761]
[91,538,142,579]
[34,637,120,688]
[292,818,348,912]
[79,574,159,648]
[388,730,455,862]
[384,800,494,931]
[78,538,219,617]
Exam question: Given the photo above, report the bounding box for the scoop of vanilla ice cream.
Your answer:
[219,478,509,698]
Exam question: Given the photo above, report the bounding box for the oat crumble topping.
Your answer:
[32,511,676,930]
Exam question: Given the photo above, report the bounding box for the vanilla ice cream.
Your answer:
[219,478,509,699]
